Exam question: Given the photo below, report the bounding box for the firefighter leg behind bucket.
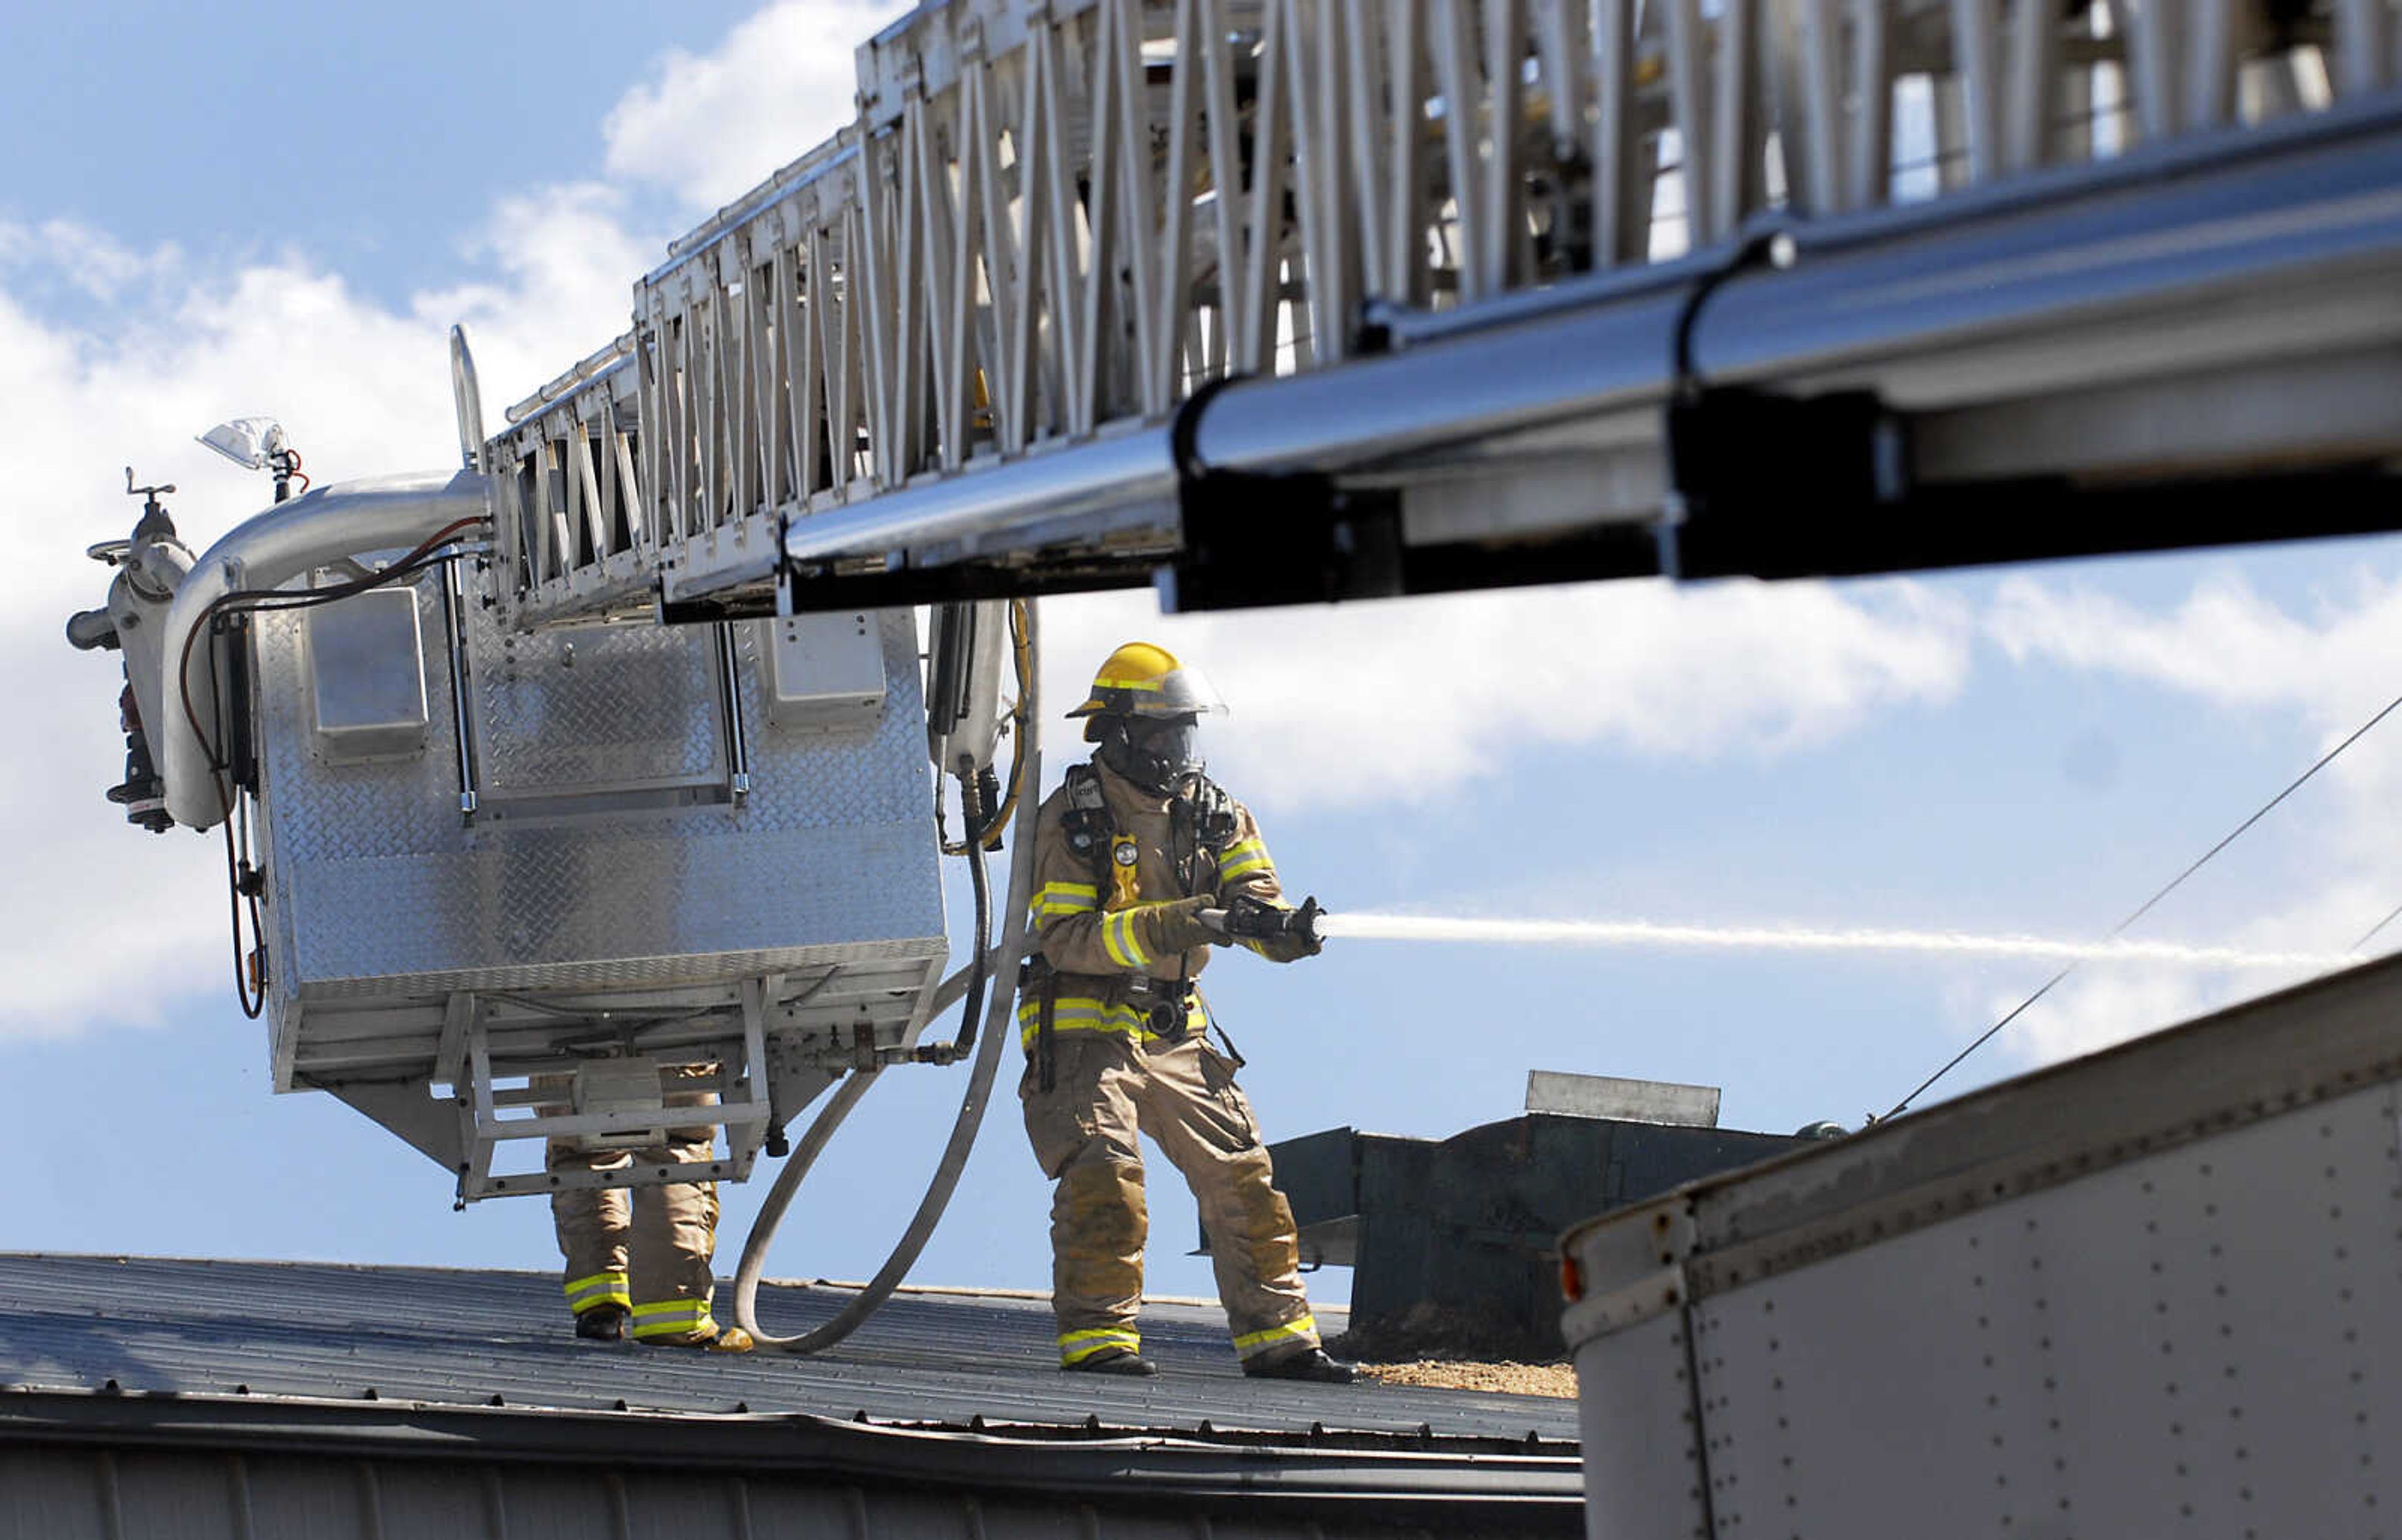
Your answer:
[547,1066,753,1352]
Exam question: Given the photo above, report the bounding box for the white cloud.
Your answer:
[1035,578,1974,813]
[417,183,658,422]
[0,218,183,301]
[6,3,919,1041]
[1985,565,2402,848]
[1,197,651,1047]
[1998,966,2226,1072]
[1972,561,2402,1070]
[1977,888,2359,1068]
[1987,568,2402,723]
[602,0,915,212]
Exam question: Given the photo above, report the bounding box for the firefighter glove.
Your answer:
[1149,893,1224,953]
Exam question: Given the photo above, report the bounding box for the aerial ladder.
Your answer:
[66,0,2402,1347]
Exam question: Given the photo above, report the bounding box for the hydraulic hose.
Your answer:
[731,602,1041,1354]
[913,769,991,1064]
[949,816,990,1057]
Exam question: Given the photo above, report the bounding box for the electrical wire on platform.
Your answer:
[1881,687,2402,1120]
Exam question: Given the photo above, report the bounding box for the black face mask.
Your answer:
[1102,716,1204,793]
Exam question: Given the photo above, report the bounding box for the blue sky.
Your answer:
[9,1,2402,1315]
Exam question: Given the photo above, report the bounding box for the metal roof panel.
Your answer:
[0,1253,1578,1446]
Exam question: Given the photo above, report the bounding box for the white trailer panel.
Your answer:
[1564,956,2402,1537]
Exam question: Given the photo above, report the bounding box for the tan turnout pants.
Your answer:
[546,1066,724,1344]
[1021,1032,1320,1367]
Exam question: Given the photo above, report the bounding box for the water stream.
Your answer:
[1315,913,2345,971]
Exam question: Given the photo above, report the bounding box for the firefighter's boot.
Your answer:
[1062,1347,1158,1377]
[634,1321,756,1354]
[1242,1347,1359,1384]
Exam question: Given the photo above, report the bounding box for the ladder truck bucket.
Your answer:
[102,471,957,1203]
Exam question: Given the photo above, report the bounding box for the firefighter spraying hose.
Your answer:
[1010,642,1355,1380]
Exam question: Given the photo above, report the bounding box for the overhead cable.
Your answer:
[1883,686,2402,1120]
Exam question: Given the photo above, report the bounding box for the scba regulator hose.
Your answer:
[731,603,1041,1354]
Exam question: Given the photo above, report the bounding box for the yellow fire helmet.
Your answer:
[1066,642,1228,739]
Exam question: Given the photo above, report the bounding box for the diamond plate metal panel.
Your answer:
[731,610,934,829]
[248,582,945,1085]
[255,582,464,863]
[470,602,722,794]
[288,824,940,983]
[288,821,941,991]
[295,943,943,1004]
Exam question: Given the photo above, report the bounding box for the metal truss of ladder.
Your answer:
[482,0,2402,631]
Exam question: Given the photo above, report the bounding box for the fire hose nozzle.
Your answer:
[1202,894,1327,951]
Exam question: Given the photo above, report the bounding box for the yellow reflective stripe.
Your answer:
[1233,1314,1319,1357]
[1045,1020,1137,1037]
[1014,1005,1202,1046]
[1058,1327,1142,1364]
[1021,998,1103,1020]
[630,1299,715,1339]
[1217,841,1271,881]
[1020,1018,1142,1038]
[1100,908,1151,970]
[1033,881,1098,918]
[1017,996,1148,1047]
[1095,674,1165,692]
[1122,909,1153,966]
[564,1270,627,1299]
[631,1299,708,1319]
